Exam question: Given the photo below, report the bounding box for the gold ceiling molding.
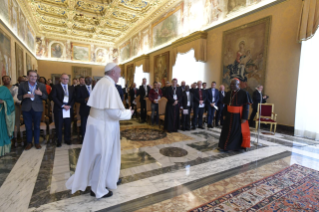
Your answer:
[40,16,67,27]
[74,1,107,16]
[119,0,151,13]
[99,29,121,37]
[71,30,93,38]
[36,4,68,19]
[42,25,68,34]
[73,14,100,25]
[72,23,96,33]
[96,34,116,42]
[36,0,69,8]
[44,33,114,46]
[171,31,207,48]
[104,20,129,31]
[111,11,139,23]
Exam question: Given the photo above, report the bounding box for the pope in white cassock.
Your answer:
[66,63,133,198]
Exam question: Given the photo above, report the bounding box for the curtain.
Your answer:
[297,0,319,41]
[295,29,319,140]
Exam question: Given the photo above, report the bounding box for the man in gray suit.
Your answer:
[18,70,48,150]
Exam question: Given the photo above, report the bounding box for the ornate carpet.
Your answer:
[189,164,319,212]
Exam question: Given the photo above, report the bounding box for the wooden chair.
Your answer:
[146,98,152,123]
[158,97,167,127]
[254,103,278,134]
[135,96,141,117]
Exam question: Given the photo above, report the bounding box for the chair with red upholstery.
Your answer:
[254,103,278,134]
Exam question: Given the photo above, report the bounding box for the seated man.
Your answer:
[218,79,252,151]
[148,82,163,125]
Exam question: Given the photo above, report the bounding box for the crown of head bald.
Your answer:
[104,63,117,73]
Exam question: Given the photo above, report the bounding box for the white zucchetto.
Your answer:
[104,62,117,73]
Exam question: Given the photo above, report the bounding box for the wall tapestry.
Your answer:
[154,51,170,85]
[126,64,135,88]
[0,28,11,78]
[15,43,24,77]
[72,66,92,79]
[26,53,32,71]
[221,16,271,94]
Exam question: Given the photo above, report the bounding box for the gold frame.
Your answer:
[71,43,91,62]
[220,16,272,92]
[151,3,183,48]
[255,103,277,134]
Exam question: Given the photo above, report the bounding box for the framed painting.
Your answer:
[154,51,170,85]
[119,41,131,62]
[151,4,183,48]
[15,43,24,77]
[26,53,32,71]
[51,74,71,85]
[0,0,9,24]
[72,66,92,79]
[26,24,35,52]
[51,42,64,58]
[126,64,135,88]
[221,16,271,95]
[72,43,90,62]
[0,28,11,78]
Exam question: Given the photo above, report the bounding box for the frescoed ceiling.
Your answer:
[18,0,169,46]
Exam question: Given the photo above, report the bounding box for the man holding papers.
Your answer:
[51,74,75,147]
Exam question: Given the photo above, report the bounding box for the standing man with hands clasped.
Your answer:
[18,70,48,150]
[51,74,75,147]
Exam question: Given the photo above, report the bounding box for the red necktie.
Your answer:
[199,89,202,100]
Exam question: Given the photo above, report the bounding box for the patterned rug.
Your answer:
[189,164,319,212]
[121,128,167,141]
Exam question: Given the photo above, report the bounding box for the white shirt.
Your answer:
[143,84,148,96]
[211,88,216,102]
[61,83,69,96]
[86,84,92,94]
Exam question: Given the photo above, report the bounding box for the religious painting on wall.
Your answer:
[26,24,35,52]
[11,0,18,34]
[72,66,92,80]
[35,37,44,57]
[126,64,135,88]
[72,43,90,62]
[131,35,140,58]
[15,43,24,77]
[26,53,32,71]
[119,41,130,62]
[18,12,26,41]
[227,0,247,14]
[0,0,9,24]
[154,51,170,85]
[0,28,11,78]
[95,48,107,63]
[221,16,271,95]
[51,43,63,58]
[112,48,118,63]
[152,4,183,48]
[141,29,150,53]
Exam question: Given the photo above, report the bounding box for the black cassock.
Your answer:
[164,86,182,132]
[218,89,252,150]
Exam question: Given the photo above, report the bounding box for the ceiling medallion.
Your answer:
[36,0,68,8]
[72,23,96,33]
[104,20,129,31]
[73,14,100,25]
[74,1,107,16]
[71,30,93,38]
[119,0,150,13]
[111,11,138,23]
[36,4,68,19]
[99,29,120,37]
[42,25,68,34]
[40,16,67,27]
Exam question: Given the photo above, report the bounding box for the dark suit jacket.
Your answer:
[18,81,48,112]
[76,85,92,117]
[166,86,182,105]
[116,85,124,101]
[217,90,225,106]
[181,91,193,108]
[252,90,267,110]
[51,84,75,114]
[206,88,220,105]
[139,85,151,102]
[193,88,207,107]
[129,88,139,103]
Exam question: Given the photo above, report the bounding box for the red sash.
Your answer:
[227,106,250,148]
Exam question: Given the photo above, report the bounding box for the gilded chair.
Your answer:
[158,97,168,128]
[145,97,152,123]
[254,103,278,134]
[135,96,141,117]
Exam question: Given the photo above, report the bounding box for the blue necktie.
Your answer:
[87,86,90,95]
[63,85,68,96]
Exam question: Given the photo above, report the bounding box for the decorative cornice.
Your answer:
[133,54,150,62]
[171,31,207,48]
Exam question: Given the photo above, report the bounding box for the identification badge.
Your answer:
[173,94,177,100]
[187,101,190,106]
[63,96,69,103]
[28,91,34,101]
[183,109,189,115]
[199,103,205,108]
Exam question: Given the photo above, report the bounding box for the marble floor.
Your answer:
[0,119,319,212]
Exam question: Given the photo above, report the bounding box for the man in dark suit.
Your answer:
[192,81,207,129]
[18,70,48,150]
[249,85,268,126]
[116,84,124,101]
[51,74,75,147]
[139,78,151,123]
[215,85,225,127]
[76,76,93,141]
[206,81,220,128]
[181,85,193,131]
[129,83,139,110]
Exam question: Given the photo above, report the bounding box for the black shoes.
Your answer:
[56,143,61,147]
[90,190,113,198]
